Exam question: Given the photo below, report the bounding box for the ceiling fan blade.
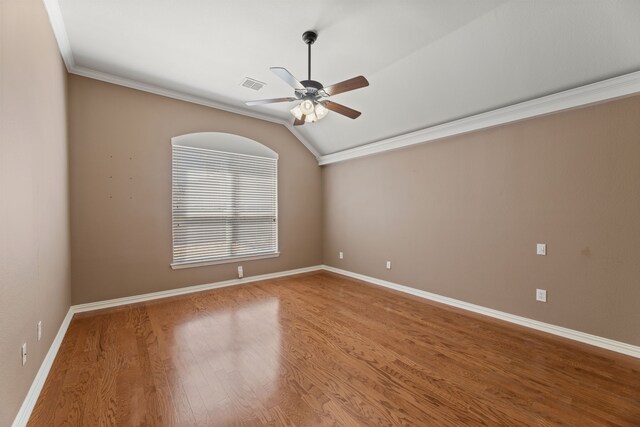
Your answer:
[293,115,306,126]
[270,67,306,90]
[245,97,296,106]
[322,101,361,119]
[323,76,369,96]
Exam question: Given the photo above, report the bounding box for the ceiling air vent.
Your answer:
[240,77,265,91]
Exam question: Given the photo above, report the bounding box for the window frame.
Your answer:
[170,133,279,269]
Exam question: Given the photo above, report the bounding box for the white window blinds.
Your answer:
[172,137,278,268]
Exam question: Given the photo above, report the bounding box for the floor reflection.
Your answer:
[170,291,283,424]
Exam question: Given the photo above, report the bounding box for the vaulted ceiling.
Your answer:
[54,0,640,158]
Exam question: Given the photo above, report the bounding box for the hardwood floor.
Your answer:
[29,271,640,426]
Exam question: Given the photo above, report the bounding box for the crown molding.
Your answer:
[318,70,640,165]
[39,2,272,127]
[42,0,74,71]
[41,0,321,160]
[283,122,321,159]
[43,0,640,166]
[71,66,286,125]
[73,65,322,160]
[71,66,322,159]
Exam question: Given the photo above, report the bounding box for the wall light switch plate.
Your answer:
[37,321,42,341]
[386,261,391,270]
[536,289,547,302]
[339,251,344,259]
[238,266,243,279]
[536,243,547,256]
[21,343,27,366]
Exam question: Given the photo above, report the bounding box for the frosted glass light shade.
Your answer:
[300,100,314,115]
[290,105,303,120]
[290,100,329,123]
[315,103,328,120]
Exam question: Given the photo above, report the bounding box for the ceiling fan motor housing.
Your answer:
[300,79,323,93]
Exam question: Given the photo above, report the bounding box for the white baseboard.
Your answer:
[72,265,323,313]
[12,263,639,426]
[322,265,640,359]
[12,308,74,427]
[12,265,322,426]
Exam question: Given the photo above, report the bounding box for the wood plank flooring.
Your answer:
[29,271,640,426]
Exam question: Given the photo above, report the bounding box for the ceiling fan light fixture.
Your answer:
[290,100,328,123]
[315,103,328,120]
[300,99,315,115]
[248,31,368,126]
[305,111,318,123]
[290,104,303,120]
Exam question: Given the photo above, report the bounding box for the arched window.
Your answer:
[171,132,278,268]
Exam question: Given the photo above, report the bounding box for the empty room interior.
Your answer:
[3,0,640,425]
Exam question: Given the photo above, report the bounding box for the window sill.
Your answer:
[171,252,280,270]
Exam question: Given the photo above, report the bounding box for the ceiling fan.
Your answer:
[245,30,369,126]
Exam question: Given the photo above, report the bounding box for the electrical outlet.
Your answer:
[21,343,27,366]
[238,266,243,279]
[536,243,547,256]
[536,289,547,302]
[386,261,391,270]
[37,321,42,341]
[339,251,344,259]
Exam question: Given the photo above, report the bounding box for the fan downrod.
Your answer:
[244,28,368,124]
[302,30,319,84]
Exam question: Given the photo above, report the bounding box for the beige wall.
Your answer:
[0,2,636,423]
[323,95,640,346]
[0,0,71,424]
[68,75,322,304]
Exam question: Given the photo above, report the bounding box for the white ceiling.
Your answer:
[58,0,640,156]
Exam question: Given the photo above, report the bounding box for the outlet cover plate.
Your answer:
[21,343,27,366]
[536,243,547,256]
[536,289,547,302]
